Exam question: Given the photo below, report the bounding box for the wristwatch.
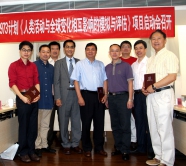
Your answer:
[152,84,156,91]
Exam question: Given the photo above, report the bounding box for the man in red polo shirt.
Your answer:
[8,41,40,163]
[120,40,137,65]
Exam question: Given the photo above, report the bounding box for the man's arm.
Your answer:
[74,80,85,106]
[54,61,62,106]
[146,73,177,93]
[11,85,31,104]
[101,80,108,103]
[127,79,133,109]
[142,82,150,96]
[32,84,40,103]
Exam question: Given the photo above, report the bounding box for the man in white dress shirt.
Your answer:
[131,40,153,158]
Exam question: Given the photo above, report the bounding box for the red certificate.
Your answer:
[97,87,104,102]
[24,86,40,102]
[144,73,156,89]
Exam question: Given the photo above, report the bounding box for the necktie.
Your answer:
[69,59,74,86]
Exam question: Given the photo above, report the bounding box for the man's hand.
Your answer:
[21,95,31,104]
[56,99,62,107]
[32,94,40,103]
[142,86,150,96]
[101,95,107,104]
[105,100,109,108]
[127,100,133,109]
[146,85,155,94]
[78,96,85,106]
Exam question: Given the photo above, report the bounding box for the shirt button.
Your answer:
[45,90,47,91]
[45,96,47,97]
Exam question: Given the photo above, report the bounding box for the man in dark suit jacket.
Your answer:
[54,40,82,155]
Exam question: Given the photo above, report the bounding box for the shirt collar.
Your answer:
[48,57,59,63]
[152,47,167,56]
[66,56,74,61]
[18,58,31,65]
[137,56,148,64]
[48,57,54,63]
[85,58,95,64]
[39,58,49,66]
[111,58,122,65]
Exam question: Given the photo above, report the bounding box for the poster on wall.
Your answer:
[0,7,175,42]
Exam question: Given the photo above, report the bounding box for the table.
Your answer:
[0,106,18,153]
[173,105,186,155]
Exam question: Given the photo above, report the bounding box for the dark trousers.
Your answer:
[133,92,153,153]
[16,94,38,156]
[108,94,131,154]
[80,90,105,152]
[47,100,58,147]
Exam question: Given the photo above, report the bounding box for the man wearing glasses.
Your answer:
[8,41,40,163]
[54,40,82,155]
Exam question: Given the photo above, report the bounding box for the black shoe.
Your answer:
[111,149,122,156]
[29,153,40,162]
[147,152,155,159]
[35,149,42,157]
[42,147,56,153]
[130,142,138,153]
[19,155,31,163]
[122,153,129,161]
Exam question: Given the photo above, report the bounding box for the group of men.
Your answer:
[8,29,179,166]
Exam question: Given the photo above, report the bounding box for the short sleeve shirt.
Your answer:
[71,58,107,91]
[146,47,179,86]
[105,59,133,92]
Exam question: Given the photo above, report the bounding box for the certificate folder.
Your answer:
[24,86,40,102]
[144,73,156,89]
[97,87,104,102]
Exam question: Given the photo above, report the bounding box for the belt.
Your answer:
[109,91,128,95]
[20,89,29,92]
[67,87,75,90]
[155,86,173,92]
[134,89,142,93]
[81,90,97,94]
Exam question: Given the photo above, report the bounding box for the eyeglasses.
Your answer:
[110,50,120,53]
[86,48,96,51]
[65,46,75,49]
[21,48,32,53]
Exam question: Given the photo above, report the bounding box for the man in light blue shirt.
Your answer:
[71,42,108,157]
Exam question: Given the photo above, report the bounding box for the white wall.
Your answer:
[174,25,186,98]
[0,43,20,105]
